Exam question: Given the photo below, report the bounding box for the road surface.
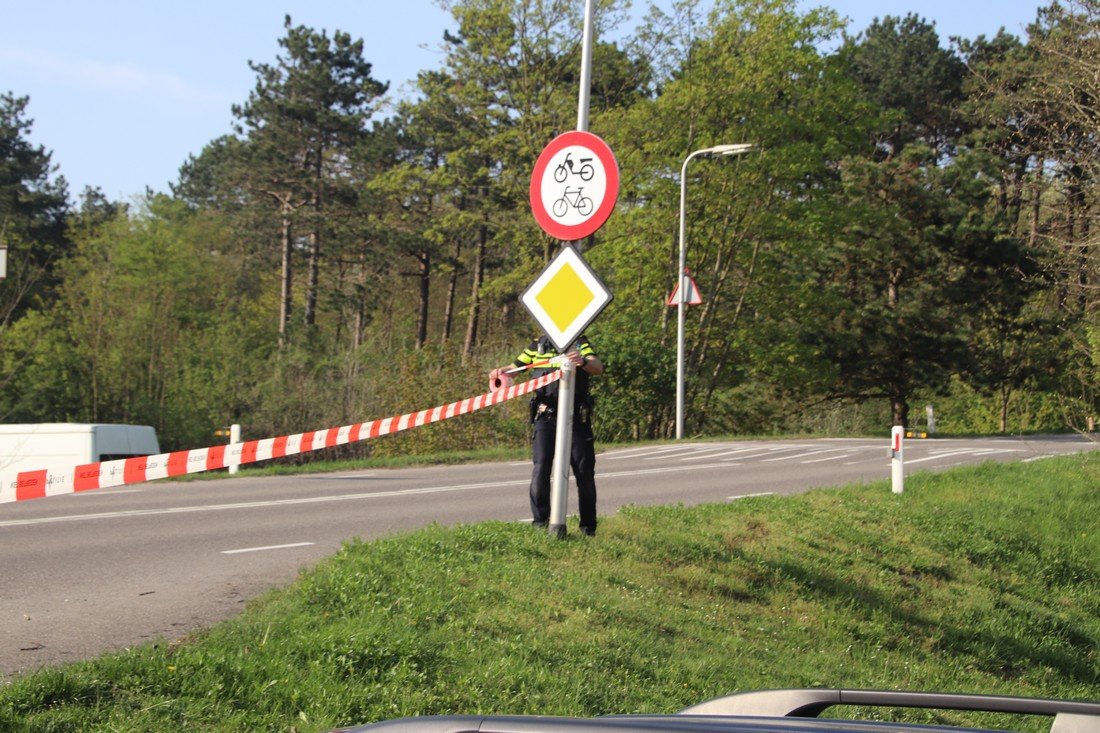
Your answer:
[1,434,1094,679]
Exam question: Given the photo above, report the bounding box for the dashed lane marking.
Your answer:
[221,542,315,555]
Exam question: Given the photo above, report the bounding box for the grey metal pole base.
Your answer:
[549,361,575,541]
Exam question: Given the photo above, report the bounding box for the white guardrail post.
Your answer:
[228,423,241,475]
[891,425,904,494]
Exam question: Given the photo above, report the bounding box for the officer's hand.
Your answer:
[489,368,513,391]
[564,350,585,367]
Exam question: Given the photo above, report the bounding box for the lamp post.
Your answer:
[676,143,753,440]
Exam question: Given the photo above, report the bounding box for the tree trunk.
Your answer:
[416,248,430,349]
[304,228,319,327]
[892,395,909,428]
[442,237,460,344]
[1028,161,1043,250]
[304,160,323,327]
[279,214,293,348]
[354,302,365,349]
[442,196,465,344]
[353,255,367,349]
[463,223,487,362]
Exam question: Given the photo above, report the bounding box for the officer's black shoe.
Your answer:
[580,526,596,537]
[532,521,548,529]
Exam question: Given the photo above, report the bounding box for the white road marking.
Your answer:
[802,453,857,464]
[221,542,315,555]
[729,492,774,500]
[604,444,706,460]
[720,447,804,462]
[646,442,743,460]
[680,446,772,461]
[643,445,727,460]
[308,474,377,480]
[598,464,732,479]
[903,450,985,465]
[602,446,675,460]
[597,446,649,457]
[760,448,842,462]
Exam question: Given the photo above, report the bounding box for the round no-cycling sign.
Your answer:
[529,130,619,241]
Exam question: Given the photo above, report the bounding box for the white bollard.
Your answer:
[891,425,904,494]
[228,423,241,475]
[925,404,936,434]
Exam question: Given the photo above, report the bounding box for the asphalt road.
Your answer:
[1,434,1095,680]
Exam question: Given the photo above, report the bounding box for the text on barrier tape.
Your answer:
[0,372,560,503]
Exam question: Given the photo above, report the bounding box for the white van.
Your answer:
[0,423,160,475]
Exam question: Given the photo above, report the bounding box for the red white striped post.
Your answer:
[891,425,904,494]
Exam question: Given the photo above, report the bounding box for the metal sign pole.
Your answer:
[548,0,596,538]
[576,0,594,133]
[548,360,576,538]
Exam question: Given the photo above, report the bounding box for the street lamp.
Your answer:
[676,143,753,439]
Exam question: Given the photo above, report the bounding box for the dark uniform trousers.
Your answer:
[530,414,597,532]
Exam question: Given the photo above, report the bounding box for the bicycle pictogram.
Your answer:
[553,152,594,183]
[530,130,618,241]
[552,186,594,218]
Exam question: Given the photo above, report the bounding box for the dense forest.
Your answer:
[1,0,1097,456]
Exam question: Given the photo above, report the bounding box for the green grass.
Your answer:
[2,455,1097,732]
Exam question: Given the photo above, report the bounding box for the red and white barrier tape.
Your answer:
[0,372,560,504]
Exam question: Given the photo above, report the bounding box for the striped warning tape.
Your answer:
[0,372,560,504]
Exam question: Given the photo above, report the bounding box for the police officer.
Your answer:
[496,334,604,535]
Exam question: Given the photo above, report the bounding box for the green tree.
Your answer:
[50,198,271,447]
[811,16,992,427]
[597,0,873,437]
[371,0,643,360]
[842,14,967,160]
[964,1,1100,430]
[956,29,1066,432]
[232,16,387,344]
[0,92,69,323]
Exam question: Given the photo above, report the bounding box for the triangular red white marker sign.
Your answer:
[667,273,702,306]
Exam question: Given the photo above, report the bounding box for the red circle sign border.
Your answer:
[529,130,619,241]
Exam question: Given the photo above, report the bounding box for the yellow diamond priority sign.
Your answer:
[521,244,612,352]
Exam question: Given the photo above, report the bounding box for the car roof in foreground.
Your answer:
[335,688,1100,733]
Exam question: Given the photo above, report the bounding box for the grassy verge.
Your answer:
[2,455,1097,732]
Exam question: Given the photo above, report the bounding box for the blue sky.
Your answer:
[1,1,1043,202]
